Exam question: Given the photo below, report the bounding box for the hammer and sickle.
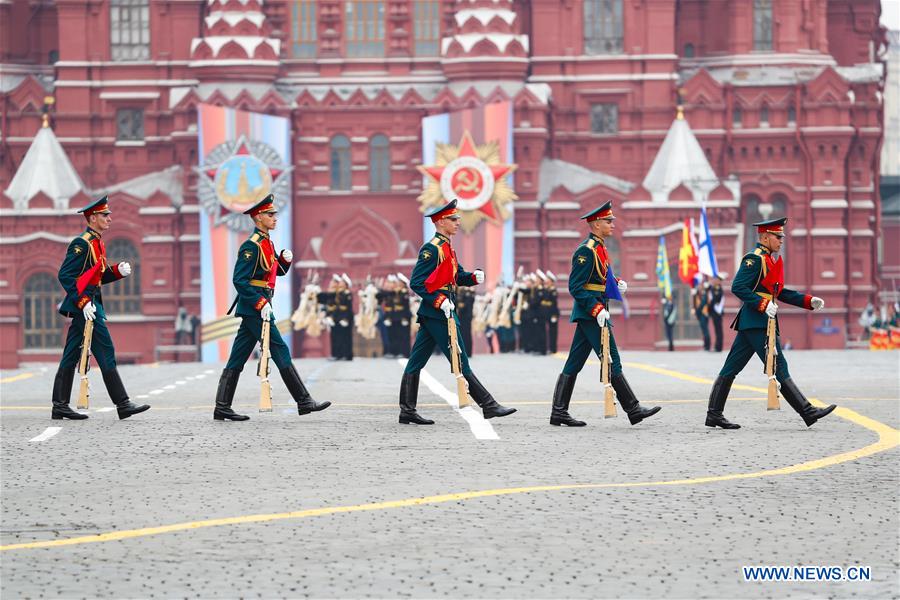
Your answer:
[454,168,479,193]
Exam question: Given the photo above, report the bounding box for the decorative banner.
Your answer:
[196,104,293,362]
[418,102,516,285]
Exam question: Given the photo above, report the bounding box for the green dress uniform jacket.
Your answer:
[58,228,126,320]
[409,232,477,319]
[568,233,610,323]
[232,228,291,317]
[730,244,812,332]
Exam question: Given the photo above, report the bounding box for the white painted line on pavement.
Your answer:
[29,427,62,442]
[136,394,149,399]
[95,407,115,413]
[204,369,215,374]
[163,385,176,390]
[398,359,499,440]
[149,390,164,395]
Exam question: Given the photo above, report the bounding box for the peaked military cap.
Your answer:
[425,198,461,222]
[77,195,111,216]
[753,217,787,236]
[244,194,276,217]
[581,200,615,222]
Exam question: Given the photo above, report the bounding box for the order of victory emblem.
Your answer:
[195,135,292,232]
[417,131,517,233]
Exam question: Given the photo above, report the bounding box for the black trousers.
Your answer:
[710,313,724,352]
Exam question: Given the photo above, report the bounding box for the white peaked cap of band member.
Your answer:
[397,272,410,284]
[342,273,352,287]
[546,270,557,281]
[332,273,342,282]
[536,268,547,280]
[387,274,397,282]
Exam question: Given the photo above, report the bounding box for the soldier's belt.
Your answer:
[249,279,274,288]
[756,291,773,300]
[583,283,606,292]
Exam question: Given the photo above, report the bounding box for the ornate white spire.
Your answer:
[5,124,84,211]
[642,108,718,203]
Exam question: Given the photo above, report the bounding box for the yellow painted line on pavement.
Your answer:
[2,362,897,552]
[0,373,35,384]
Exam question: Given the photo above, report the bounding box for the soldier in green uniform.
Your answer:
[51,195,151,420]
[550,201,661,427]
[705,217,836,429]
[212,195,330,421]
[398,199,516,425]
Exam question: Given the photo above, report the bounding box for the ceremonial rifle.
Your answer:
[447,310,472,408]
[601,325,616,418]
[76,319,94,409]
[258,318,273,412]
[765,283,780,411]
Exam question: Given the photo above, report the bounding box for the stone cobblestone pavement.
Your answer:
[1,350,897,599]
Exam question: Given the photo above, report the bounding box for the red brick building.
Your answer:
[0,0,888,367]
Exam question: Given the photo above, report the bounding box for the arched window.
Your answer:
[753,0,773,51]
[733,106,743,128]
[584,0,623,55]
[23,272,63,349]
[743,193,788,260]
[330,135,352,191]
[683,43,695,58]
[787,105,797,125]
[760,105,769,126]
[369,134,391,192]
[413,0,441,56]
[104,239,141,314]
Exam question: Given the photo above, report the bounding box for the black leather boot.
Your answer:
[611,373,661,425]
[280,364,331,415]
[464,373,516,419]
[550,373,585,426]
[399,372,433,425]
[705,375,740,429]
[781,378,836,427]
[51,366,88,420]
[102,368,150,420]
[213,368,248,421]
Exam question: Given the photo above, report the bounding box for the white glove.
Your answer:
[339,319,349,327]
[325,317,335,327]
[118,261,132,277]
[596,308,610,327]
[82,302,97,321]
[765,301,778,318]
[281,249,293,262]
[440,298,454,319]
[260,302,273,322]
[617,279,627,294]
[473,270,485,284]
[383,319,392,327]
[811,297,825,311]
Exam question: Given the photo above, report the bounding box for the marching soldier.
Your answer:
[334,274,355,360]
[693,281,711,351]
[544,271,560,354]
[212,195,330,421]
[398,199,516,425]
[708,275,725,352]
[550,201,661,427]
[393,273,412,358]
[377,276,396,357]
[51,195,151,420]
[705,217,835,429]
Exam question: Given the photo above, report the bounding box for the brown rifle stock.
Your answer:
[76,319,94,409]
[448,315,472,408]
[258,319,273,412]
[601,326,616,418]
